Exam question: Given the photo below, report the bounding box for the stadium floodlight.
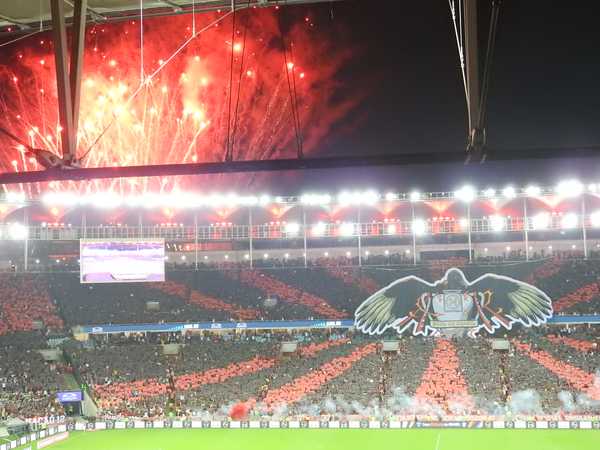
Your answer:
[181,255,186,260]
[284,253,289,259]
[263,253,269,259]
[300,193,331,206]
[455,185,476,203]
[337,191,358,206]
[236,195,258,206]
[483,188,496,198]
[284,222,300,236]
[384,249,390,255]
[502,186,516,199]
[590,211,600,227]
[258,195,271,206]
[572,244,577,249]
[8,223,28,240]
[35,259,40,264]
[362,190,380,205]
[6,191,25,204]
[412,218,427,236]
[561,213,578,229]
[365,250,370,256]
[339,222,355,237]
[387,224,397,235]
[556,179,583,197]
[324,252,329,257]
[244,254,250,259]
[483,248,488,252]
[90,191,122,209]
[43,191,78,207]
[409,191,421,202]
[385,192,398,201]
[489,215,506,232]
[525,185,541,197]
[531,213,550,230]
[224,254,229,260]
[312,222,326,236]
[345,251,351,257]
[338,190,379,206]
[506,246,511,251]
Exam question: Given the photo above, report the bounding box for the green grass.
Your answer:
[18,429,600,450]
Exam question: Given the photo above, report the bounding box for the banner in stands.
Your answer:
[80,319,352,334]
[78,315,598,335]
[0,419,598,449]
[354,268,553,337]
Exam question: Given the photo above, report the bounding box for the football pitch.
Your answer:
[19,429,600,450]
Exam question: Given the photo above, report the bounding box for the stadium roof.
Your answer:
[0,0,334,35]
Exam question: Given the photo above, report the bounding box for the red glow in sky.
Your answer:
[0,8,359,195]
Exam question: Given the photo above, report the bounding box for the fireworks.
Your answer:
[0,7,359,196]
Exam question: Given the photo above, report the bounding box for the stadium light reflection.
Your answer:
[339,222,355,237]
[412,219,426,236]
[532,213,550,230]
[284,222,300,236]
[591,211,600,228]
[561,213,578,229]
[489,215,506,232]
[312,222,326,236]
[8,223,28,240]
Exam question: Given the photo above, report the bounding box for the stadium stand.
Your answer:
[1,258,600,421]
[0,332,67,419]
[0,274,64,335]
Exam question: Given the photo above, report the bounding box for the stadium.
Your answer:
[0,1,599,450]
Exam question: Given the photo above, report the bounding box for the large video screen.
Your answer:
[80,239,165,283]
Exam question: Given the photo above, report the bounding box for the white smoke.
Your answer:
[508,390,543,415]
[558,391,576,412]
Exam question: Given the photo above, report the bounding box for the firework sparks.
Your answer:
[0,8,359,196]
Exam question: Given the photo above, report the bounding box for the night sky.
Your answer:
[1,1,600,193]
[286,0,600,192]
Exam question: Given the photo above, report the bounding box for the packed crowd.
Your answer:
[0,258,599,331]
[1,328,599,420]
[0,332,66,420]
[0,274,63,335]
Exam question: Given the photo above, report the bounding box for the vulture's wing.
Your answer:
[469,273,552,328]
[354,275,433,335]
